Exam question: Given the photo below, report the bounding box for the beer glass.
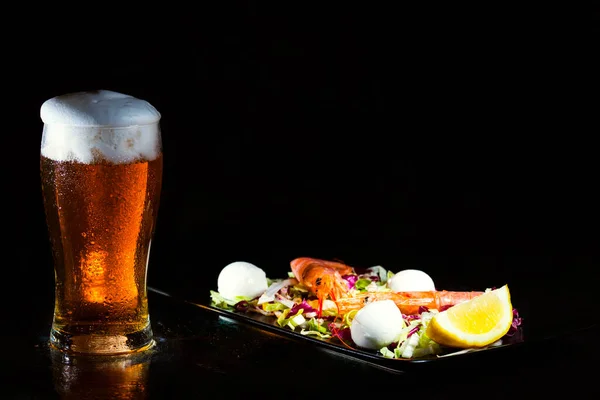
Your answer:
[40,90,163,354]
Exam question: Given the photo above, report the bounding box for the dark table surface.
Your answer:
[3,4,598,399]
[4,276,600,400]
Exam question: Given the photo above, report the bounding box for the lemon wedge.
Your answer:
[426,285,513,348]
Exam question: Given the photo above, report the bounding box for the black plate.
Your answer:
[152,287,531,371]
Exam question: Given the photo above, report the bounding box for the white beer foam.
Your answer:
[40,90,161,164]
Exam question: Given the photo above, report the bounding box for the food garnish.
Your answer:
[426,285,514,348]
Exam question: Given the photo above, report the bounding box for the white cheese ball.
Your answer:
[350,300,404,350]
[217,261,268,301]
[388,269,435,292]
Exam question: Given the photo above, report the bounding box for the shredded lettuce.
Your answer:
[276,309,292,326]
[262,302,289,312]
[367,266,388,284]
[386,270,395,282]
[210,290,253,309]
[300,318,332,338]
[288,284,309,299]
[258,279,287,304]
[287,300,316,317]
[343,309,358,327]
[307,318,328,334]
[355,279,372,291]
[400,332,420,358]
[380,347,396,358]
[300,329,332,339]
[276,308,307,330]
[378,309,444,359]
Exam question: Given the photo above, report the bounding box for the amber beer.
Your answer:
[40,90,163,354]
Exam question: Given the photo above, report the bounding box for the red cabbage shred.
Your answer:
[287,300,316,317]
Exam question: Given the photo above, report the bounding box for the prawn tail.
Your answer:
[437,290,485,309]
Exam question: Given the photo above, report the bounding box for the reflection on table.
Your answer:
[51,347,153,400]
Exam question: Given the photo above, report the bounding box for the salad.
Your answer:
[210,259,523,359]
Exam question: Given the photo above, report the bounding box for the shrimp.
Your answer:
[335,290,485,316]
[290,257,355,317]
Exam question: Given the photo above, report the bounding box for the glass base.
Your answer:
[50,323,155,355]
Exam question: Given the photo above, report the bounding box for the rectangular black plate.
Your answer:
[154,287,527,370]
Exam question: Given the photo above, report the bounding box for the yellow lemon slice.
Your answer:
[426,285,513,348]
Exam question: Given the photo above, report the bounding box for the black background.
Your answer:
[3,4,599,344]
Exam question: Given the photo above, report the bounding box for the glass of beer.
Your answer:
[40,90,163,355]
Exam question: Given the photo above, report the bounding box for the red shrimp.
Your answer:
[290,257,354,317]
[335,290,485,316]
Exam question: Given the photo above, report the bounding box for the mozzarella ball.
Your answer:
[217,261,268,300]
[388,269,435,292]
[350,300,404,350]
